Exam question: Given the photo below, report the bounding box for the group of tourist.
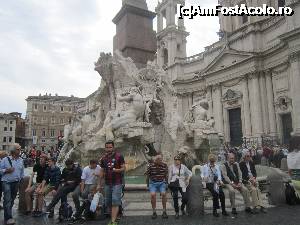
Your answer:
[0,141,125,225]
[146,150,266,220]
[0,137,299,225]
[20,147,60,168]
[218,143,289,169]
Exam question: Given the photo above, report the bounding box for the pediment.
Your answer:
[202,47,254,74]
[222,89,243,102]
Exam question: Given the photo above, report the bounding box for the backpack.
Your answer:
[285,182,300,205]
[58,202,73,222]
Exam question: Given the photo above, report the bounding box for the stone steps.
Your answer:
[121,190,273,216]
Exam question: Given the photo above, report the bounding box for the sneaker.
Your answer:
[24,210,31,216]
[222,211,229,216]
[162,211,168,219]
[152,211,157,219]
[108,222,118,225]
[6,219,15,225]
[45,209,54,218]
[245,207,253,214]
[116,213,122,221]
[175,213,179,219]
[213,210,219,217]
[68,216,79,225]
[231,208,238,215]
[33,211,43,217]
[252,207,259,214]
[260,207,267,213]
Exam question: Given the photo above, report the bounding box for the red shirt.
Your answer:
[100,152,125,186]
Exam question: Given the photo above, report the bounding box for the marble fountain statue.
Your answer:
[57,50,222,175]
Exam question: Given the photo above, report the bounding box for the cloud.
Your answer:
[0,0,219,116]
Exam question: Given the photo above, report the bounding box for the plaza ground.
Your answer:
[1,205,300,225]
[1,189,300,225]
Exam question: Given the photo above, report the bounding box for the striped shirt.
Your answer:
[146,162,168,182]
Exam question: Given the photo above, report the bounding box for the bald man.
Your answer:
[221,153,253,215]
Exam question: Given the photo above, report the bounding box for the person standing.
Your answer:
[0,150,8,210]
[221,153,253,215]
[24,154,48,216]
[287,136,300,197]
[145,153,168,219]
[168,155,192,219]
[239,152,267,213]
[0,144,24,225]
[201,154,228,217]
[71,159,101,221]
[100,140,125,225]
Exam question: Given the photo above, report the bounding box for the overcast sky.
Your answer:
[0,0,219,116]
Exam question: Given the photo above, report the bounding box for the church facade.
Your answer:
[155,0,300,147]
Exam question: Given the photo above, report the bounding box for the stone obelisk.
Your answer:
[113,0,156,68]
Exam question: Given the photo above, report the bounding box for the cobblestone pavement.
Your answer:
[1,205,300,225]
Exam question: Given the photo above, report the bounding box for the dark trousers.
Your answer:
[2,181,19,221]
[170,187,187,213]
[206,183,226,212]
[47,184,77,211]
[0,181,3,202]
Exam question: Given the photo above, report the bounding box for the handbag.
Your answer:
[169,164,181,189]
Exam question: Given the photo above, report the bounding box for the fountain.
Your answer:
[59,50,222,175]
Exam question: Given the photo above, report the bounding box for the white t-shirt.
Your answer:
[81,165,101,185]
[287,151,300,170]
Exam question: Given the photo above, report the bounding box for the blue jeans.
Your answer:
[2,181,19,221]
[149,180,167,193]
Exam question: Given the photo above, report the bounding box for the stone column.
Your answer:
[213,84,224,134]
[289,52,300,135]
[169,4,176,25]
[176,94,183,119]
[265,70,277,136]
[178,17,184,29]
[182,39,187,58]
[249,73,263,136]
[166,3,175,26]
[167,35,176,66]
[157,13,164,32]
[206,86,213,119]
[157,46,163,67]
[242,77,252,137]
[259,72,269,134]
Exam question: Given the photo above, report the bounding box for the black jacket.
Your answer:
[61,165,82,186]
[239,161,257,182]
[44,166,61,190]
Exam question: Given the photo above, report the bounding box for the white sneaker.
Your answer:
[6,218,15,225]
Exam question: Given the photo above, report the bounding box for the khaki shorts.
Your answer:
[43,184,55,196]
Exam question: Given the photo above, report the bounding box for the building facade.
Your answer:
[0,112,25,150]
[156,0,300,146]
[25,94,86,150]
